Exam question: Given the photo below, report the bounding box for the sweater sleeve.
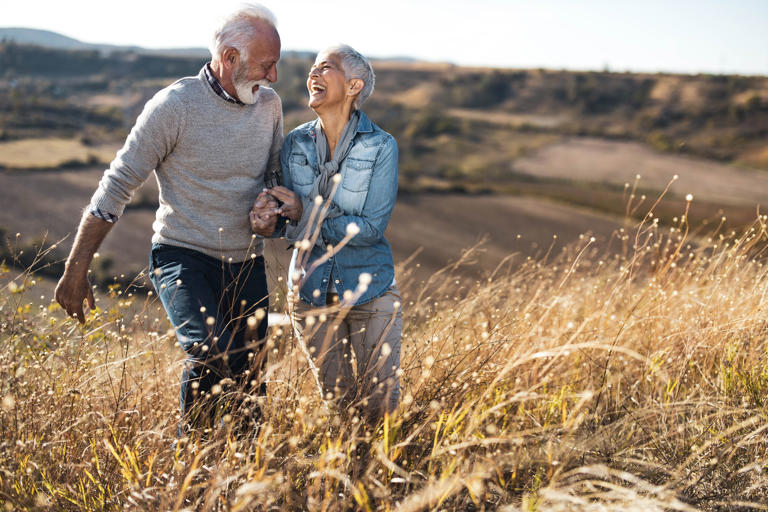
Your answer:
[89,89,185,217]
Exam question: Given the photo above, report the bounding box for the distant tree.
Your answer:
[444,71,525,108]
[404,108,461,140]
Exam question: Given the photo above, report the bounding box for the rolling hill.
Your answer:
[0,37,766,288]
[0,27,206,56]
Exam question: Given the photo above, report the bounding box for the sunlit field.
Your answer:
[2,197,768,511]
[0,138,118,169]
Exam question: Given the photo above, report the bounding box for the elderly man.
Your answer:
[55,3,282,435]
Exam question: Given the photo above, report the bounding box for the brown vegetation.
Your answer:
[2,42,768,511]
[1,206,768,510]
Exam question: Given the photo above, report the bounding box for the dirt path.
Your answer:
[1,168,624,287]
[0,167,156,274]
[447,108,570,129]
[514,137,768,206]
[388,193,621,284]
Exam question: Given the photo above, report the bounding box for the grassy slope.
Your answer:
[1,213,767,510]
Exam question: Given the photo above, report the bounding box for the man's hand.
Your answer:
[55,211,114,324]
[250,189,279,236]
[267,186,303,222]
[55,272,95,324]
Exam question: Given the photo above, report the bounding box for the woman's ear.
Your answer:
[347,78,364,96]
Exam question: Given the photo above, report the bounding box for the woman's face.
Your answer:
[306,52,348,111]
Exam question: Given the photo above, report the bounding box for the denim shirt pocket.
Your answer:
[336,157,374,214]
[341,158,374,192]
[289,153,316,194]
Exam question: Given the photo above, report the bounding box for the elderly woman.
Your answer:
[253,44,400,420]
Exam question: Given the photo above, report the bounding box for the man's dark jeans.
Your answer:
[148,243,269,431]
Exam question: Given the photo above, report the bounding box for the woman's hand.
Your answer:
[268,186,304,222]
[250,189,279,236]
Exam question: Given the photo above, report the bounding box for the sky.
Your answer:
[3,0,768,75]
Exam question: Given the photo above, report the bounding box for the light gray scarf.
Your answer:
[313,110,360,200]
[285,111,360,244]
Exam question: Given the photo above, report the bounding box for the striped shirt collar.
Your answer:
[204,63,244,105]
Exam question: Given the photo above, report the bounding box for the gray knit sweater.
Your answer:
[89,67,283,262]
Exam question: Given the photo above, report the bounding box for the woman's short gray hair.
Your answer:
[210,3,277,61]
[324,44,375,109]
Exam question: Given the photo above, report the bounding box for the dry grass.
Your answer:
[0,138,118,169]
[1,201,768,511]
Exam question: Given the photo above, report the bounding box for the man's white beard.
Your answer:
[233,64,271,104]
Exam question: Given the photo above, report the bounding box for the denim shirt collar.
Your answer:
[305,110,374,140]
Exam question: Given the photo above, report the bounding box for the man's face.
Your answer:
[232,24,280,104]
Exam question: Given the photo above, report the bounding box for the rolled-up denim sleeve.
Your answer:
[320,137,398,247]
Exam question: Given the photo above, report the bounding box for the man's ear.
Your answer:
[222,47,239,70]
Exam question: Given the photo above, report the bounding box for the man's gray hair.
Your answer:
[210,3,277,61]
[324,44,375,109]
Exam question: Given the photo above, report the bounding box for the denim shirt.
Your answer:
[280,111,398,307]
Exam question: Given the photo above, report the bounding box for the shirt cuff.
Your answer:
[89,207,119,223]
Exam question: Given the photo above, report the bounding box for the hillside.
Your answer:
[0,27,93,49]
[0,165,626,291]
[3,32,768,512]
[1,42,767,284]
[0,26,206,56]
[2,42,766,169]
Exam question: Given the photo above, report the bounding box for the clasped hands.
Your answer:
[250,186,302,236]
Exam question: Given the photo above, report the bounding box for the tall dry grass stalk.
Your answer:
[1,203,768,511]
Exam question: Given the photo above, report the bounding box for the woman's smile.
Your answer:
[309,81,326,95]
[306,52,348,110]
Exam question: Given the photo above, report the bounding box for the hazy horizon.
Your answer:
[3,0,768,76]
